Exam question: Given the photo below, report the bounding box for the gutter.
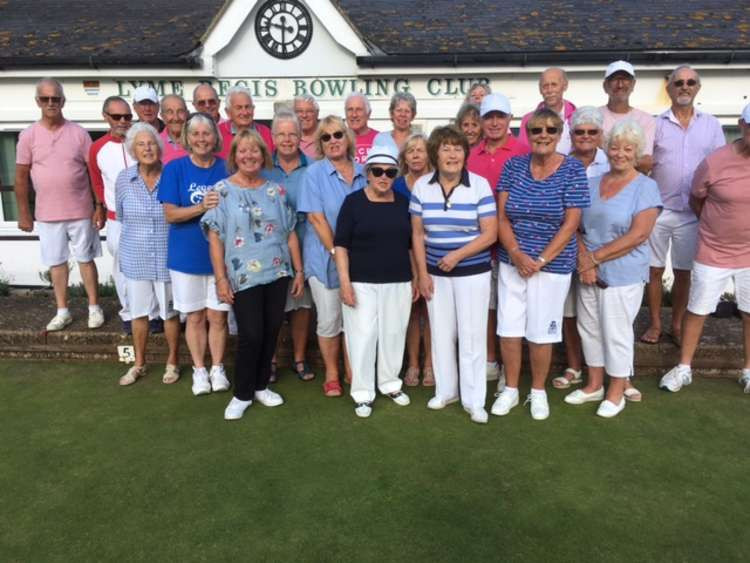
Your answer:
[0,54,203,71]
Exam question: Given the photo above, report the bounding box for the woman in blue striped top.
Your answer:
[410,125,498,424]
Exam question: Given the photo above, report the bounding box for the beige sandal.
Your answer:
[552,368,583,389]
[404,366,420,387]
[422,366,435,387]
[119,365,146,386]
[162,364,180,384]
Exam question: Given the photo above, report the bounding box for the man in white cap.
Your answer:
[467,92,529,384]
[132,85,164,132]
[518,67,577,154]
[660,103,750,394]
[599,60,656,173]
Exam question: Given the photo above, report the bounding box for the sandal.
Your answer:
[162,364,180,384]
[294,360,315,381]
[422,366,435,387]
[119,365,146,386]
[403,366,420,387]
[639,327,661,344]
[552,368,583,389]
[323,380,342,397]
[624,386,642,402]
[269,361,278,383]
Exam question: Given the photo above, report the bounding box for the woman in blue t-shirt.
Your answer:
[158,112,230,397]
[493,108,590,421]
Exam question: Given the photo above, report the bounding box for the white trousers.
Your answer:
[426,272,490,410]
[106,219,130,321]
[343,282,411,403]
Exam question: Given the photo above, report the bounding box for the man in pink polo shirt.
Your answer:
[217,86,273,160]
[345,92,379,165]
[467,92,530,383]
[294,94,319,159]
[15,78,105,331]
[660,103,750,394]
[159,94,189,164]
[518,68,577,154]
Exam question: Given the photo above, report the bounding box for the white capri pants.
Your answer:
[106,219,131,321]
[576,282,644,378]
[37,218,102,267]
[688,261,750,315]
[309,276,343,337]
[648,209,698,271]
[426,271,490,411]
[343,281,411,404]
[169,270,231,313]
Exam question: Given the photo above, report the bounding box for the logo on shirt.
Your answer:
[188,183,212,205]
[548,320,558,335]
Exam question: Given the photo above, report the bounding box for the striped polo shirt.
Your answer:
[410,169,497,277]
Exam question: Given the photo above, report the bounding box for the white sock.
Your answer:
[88,304,102,313]
[487,361,499,368]
[504,386,518,396]
[57,308,69,317]
[531,388,547,398]
[678,363,691,371]
[193,366,208,375]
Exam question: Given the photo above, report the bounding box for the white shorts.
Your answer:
[285,283,313,313]
[37,218,102,267]
[126,278,178,320]
[577,282,644,378]
[648,209,698,270]
[688,261,750,315]
[488,260,499,310]
[169,270,231,313]
[563,277,578,318]
[309,276,343,337]
[497,262,571,344]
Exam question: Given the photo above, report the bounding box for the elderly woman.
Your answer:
[465,83,492,105]
[298,115,367,396]
[565,120,662,417]
[159,94,189,164]
[159,112,231,396]
[202,130,303,420]
[411,126,498,424]
[393,134,434,386]
[492,108,590,420]
[455,103,482,148]
[373,92,418,153]
[115,123,180,385]
[334,145,414,417]
[553,106,610,390]
[262,111,315,382]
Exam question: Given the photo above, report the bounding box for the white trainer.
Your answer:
[526,392,550,420]
[427,396,459,410]
[659,365,692,393]
[224,397,252,420]
[46,312,73,331]
[191,367,211,396]
[490,388,518,416]
[564,387,605,405]
[465,406,488,424]
[87,308,105,329]
[254,388,284,407]
[596,398,626,418]
[486,361,500,381]
[388,391,410,406]
[355,402,373,418]
[739,370,750,394]
[209,364,231,392]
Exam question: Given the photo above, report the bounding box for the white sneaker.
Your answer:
[465,406,488,424]
[46,312,73,331]
[388,391,410,406]
[525,392,550,420]
[209,364,230,392]
[739,370,750,394]
[224,397,252,420]
[87,308,104,329]
[564,387,605,405]
[191,367,211,396]
[596,398,626,418]
[496,366,506,393]
[486,361,500,381]
[490,388,518,416]
[254,388,284,407]
[354,402,373,418]
[427,396,459,410]
[659,365,692,393]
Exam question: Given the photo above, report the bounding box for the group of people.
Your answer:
[14,59,750,422]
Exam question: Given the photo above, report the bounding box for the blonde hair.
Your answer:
[399,133,432,176]
[226,129,272,173]
[314,115,355,161]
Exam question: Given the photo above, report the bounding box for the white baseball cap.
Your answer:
[742,103,750,124]
[365,144,399,167]
[133,85,159,104]
[480,93,512,117]
[605,60,635,79]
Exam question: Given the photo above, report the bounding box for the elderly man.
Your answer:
[159,94,189,164]
[294,94,319,158]
[642,65,725,345]
[599,60,656,173]
[192,83,222,123]
[133,85,165,132]
[345,92,379,165]
[15,78,105,331]
[519,67,577,154]
[466,93,530,382]
[89,96,137,331]
[217,86,273,159]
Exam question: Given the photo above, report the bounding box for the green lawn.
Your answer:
[1,360,748,562]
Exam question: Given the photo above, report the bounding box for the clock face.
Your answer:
[255,0,313,60]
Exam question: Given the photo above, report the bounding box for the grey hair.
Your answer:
[294,94,319,112]
[160,94,187,114]
[224,85,254,110]
[181,112,223,154]
[192,83,219,102]
[570,106,604,130]
[667,64,701,85]
[124,122,163,159]
[35,77,65,99]
[606,119,646,160]
[272,110,301,136]
[389,91,417,115]
[464,82,492,102]
[541,67,569,84]
[345,92,372,115]
[102,95,129,114]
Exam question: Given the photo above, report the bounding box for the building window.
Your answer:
[723,125,741,144]
[0,132,24,223]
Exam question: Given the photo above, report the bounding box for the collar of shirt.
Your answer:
[272,151,308,171]
[476,135,521,156]
[428,168,470,187]
[230,122,258,135]
[323,157,364,181]
[127,164,160,189]
[660,107,705,128]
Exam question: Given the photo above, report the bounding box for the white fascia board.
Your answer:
[0,68,213,79]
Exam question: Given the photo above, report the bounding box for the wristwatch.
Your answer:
[329,247,336,256]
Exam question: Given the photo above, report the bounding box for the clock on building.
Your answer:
[255,0,313,59]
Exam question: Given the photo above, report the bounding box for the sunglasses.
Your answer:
[195,99,218,107]
[106,112,133,122]
[369,167,399,179]
[574,129,600,136]
[529,126,559,135]
[37,96,62,105]
[672,79,698,88]
[321,131,344,143]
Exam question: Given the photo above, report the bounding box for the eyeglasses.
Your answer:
[529,126,559,135]
[275,132,299,140]
[672,79,698,88]
[106,112,133,122]
[321,131,345,142]
[369,167,399,179]
[574,129,600,136]
[38,96,62,105]
[195,99,218,108]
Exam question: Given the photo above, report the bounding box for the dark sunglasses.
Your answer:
[321,131,345,142]
[106,112,133,122]
[195,99,218,107]
[673,79,698,88]
[574,129,600,136]
[369,166,399,179]
[37,96,62,105]
[529,126,559,135]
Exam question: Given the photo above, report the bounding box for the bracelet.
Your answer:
[537,256,547,264]
[589,252,600,266]
[294,270,304,276]
[216,277,227,284]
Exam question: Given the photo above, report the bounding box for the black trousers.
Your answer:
[232,277,289,401]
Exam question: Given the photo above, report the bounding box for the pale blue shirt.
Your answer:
[262,152,309,245]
